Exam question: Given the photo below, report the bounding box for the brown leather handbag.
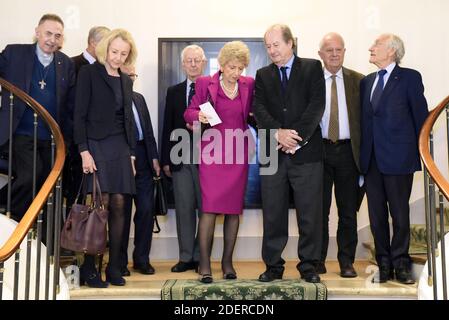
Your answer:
[60,172,108,255]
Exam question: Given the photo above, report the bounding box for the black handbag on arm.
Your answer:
[153,175,168,233]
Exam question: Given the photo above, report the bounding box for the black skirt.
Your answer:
[86,133,135,194]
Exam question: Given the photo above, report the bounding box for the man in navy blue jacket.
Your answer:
[0,13,76,220]
[360,33,428,284]
[119,65,161,276]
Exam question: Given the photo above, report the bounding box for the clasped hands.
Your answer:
[275,128,302,155]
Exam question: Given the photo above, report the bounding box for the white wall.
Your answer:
[1,0,448,260]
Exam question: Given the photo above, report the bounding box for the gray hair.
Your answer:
[385,33,405,64]
[88,26,110,45]
[319,32,345,50]
[181,44,206,61]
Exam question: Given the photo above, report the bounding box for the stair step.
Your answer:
[363,242,427,265]
[410,224,449,248]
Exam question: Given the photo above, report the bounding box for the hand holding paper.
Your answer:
[199,102,222,126]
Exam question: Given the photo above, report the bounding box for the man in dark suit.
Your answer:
[63,26,110,214]
[71,26,110,74]
[161,45,206,273]
[317,32,364,278]
[0,13,76,220]
[119,65,160,276]
[254,24,325,283]
[360,33,428,284]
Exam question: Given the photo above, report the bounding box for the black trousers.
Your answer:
[11,135,51,220]
[120,142,155,268]
[365,151,413,269]
[321,141,359,266]
[62,143,83,211]
[260,155,323,274]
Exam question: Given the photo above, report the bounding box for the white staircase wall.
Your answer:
[0,214,69,300]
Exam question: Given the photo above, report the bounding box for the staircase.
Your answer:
[0,77,66,300]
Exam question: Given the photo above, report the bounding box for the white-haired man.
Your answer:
[360,34,428,284]
[161,45,207,273]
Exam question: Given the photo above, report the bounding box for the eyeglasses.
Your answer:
[129,73,138,79]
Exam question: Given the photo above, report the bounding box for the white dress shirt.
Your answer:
[186,78,194,106]
[82,50,96,65]
[320,68,351,140]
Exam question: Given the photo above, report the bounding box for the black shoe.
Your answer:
[133,263,155,275]
[340,264,357,278]
[120,267,131,277]
[105,273,126,286]
[223,272,237,280]
[80,269,109,288]
[300,271,321,283]
[395,268,415,285]
[171,261,197,272]
[199,274,213,284]
[372,266,394,283]
[315,262,327,274]
[258,268,284,282]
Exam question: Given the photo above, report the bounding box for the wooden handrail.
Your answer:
[419,95,449,200]
[0,77,65,262]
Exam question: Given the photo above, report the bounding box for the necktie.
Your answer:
[188,82,195,106]
[371,69,387,111]
[328,74,339,142]
[280,66,288,95]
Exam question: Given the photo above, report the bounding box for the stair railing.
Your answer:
[0,77,65,300]
[419,95,449,300]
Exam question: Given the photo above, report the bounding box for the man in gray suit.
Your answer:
[317,33,364,278]
[161,45,206,272]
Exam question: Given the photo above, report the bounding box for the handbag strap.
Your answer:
[91,172,104,208]
[153,216,161,233]
[74,173,88,204]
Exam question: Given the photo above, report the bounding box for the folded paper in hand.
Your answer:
[199,102,222,126]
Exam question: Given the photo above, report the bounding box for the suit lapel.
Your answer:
[96,62,115,91]
[238,77,250,116]
[176,80,187,108]
[343,67,354,121]
[366,73,376,112]
[25,44,35,93]
[208,74,219,106]
[270,63,283,101]
[54,51,63,120]
[285,56,299,101]
[381,65,401,102]
[121,71,132,112]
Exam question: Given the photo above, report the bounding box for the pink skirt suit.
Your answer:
[184,72,255,215]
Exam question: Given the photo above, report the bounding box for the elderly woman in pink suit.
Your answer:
[184,41,255,283]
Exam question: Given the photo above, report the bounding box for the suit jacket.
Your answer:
[341,67,364,171]
[254,56,325,164]
[133,91,159,165]
[183,72,255,128]
[73,61,135,154]
[0,43,76,145]
[360,65,429,175]
[71,53,89,76]
[161,80,189,172]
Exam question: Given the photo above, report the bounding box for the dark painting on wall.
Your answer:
[158,38,295,209]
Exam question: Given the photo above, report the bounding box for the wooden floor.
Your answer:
[69,260,418,300]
